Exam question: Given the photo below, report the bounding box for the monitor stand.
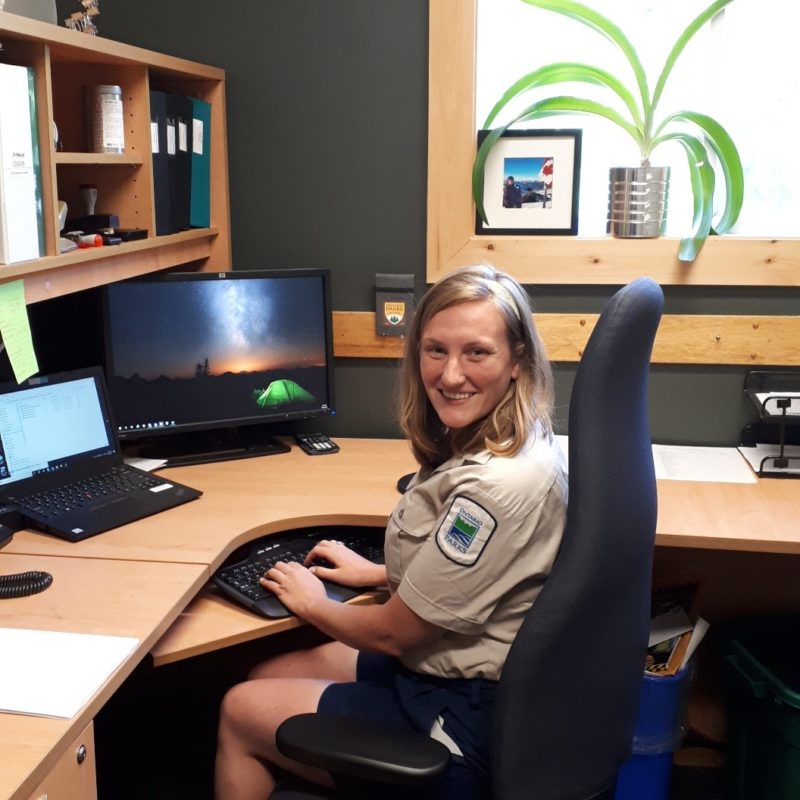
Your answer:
[122,425,290,468]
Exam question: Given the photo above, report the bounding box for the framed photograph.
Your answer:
[475,129,582,236]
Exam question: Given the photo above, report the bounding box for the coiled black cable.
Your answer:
[0,571,53,598]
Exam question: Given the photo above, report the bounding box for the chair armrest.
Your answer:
[276,713,451,785]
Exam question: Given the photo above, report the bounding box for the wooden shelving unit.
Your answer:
[0,11,231,304]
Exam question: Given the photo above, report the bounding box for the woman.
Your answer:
[215,264,568,800]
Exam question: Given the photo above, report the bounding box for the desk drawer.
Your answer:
[26,721,96,800]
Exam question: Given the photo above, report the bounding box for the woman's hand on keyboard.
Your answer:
[260,561,326,618]
[304,540,387,588]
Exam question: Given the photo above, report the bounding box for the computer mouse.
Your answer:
[0,524,13,549]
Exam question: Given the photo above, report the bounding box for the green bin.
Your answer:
[726,621,800,800]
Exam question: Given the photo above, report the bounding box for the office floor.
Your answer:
[669,766,726,799]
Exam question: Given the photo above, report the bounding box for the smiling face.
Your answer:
[419,299,519,431]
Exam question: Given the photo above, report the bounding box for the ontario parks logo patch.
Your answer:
[436,496,497,565]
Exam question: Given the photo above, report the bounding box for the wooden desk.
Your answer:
[5,439,798,566]
[0,553,206,800]
[3,438,417,568]
[654,478,800,553]
[1,438,798,797]
[147,441,798,666]
[0,439,413,799]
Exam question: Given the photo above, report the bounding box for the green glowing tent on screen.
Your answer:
[253,380,315,408]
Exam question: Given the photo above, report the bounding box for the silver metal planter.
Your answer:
[607,166,670,238]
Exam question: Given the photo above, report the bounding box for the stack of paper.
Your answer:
[0,628,138,718]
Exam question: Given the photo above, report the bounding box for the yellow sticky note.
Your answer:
[0,280,39,383]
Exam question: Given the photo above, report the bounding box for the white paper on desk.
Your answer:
[652,445,756,483]
[738,443,800,476]
[0,628,138,718]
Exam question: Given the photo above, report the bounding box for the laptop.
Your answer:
[0,367,201,542]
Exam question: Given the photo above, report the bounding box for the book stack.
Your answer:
[0,64,45,265]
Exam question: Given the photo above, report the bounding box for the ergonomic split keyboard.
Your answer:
[213,526,386,619]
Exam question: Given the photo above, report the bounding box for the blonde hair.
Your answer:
[399,264,554,470]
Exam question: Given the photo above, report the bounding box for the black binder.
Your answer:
[167,93,193,232]
[149,90,172,235]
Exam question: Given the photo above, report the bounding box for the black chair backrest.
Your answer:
[491,277,664,800]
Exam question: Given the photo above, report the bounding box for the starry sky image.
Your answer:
[107,275,327,380]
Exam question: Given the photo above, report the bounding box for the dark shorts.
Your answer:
[317,652,496,800]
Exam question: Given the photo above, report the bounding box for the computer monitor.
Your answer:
[101,268,336,466]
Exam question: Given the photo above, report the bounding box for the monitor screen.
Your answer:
[101,269,335,464]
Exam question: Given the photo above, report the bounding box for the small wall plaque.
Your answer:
[375,273,415,337]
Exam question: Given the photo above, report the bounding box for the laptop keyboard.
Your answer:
[9,465,161,519]
[213,526,385,619]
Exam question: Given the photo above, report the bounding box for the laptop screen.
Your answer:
[0,371,116,487]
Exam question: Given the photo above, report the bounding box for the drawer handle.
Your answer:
[76,744,88,765]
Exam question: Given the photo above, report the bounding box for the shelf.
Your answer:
[0,11,224,79]
[427,235,800,288]
[0,11,231,305]
[3,229,219,304]
[54,152,144,166]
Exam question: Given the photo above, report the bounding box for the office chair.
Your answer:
[270,277,665,800]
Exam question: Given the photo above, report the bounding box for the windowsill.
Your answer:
[429,233,800,287]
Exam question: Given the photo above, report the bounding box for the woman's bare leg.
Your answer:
[215,641,359,799]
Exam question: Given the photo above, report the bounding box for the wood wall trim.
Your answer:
[427,0,800,287]
[333,311,800,366]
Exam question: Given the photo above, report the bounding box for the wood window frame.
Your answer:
[426,0,800,288]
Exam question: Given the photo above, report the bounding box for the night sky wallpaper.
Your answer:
[105,274,332,433]
[109,275,326,379]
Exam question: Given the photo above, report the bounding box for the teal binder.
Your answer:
[190,98,211,228]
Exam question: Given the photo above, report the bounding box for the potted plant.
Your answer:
[472,0,744,262]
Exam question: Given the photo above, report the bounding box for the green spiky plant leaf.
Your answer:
[473,0,744,262]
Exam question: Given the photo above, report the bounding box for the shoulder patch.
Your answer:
[435,496,497,566]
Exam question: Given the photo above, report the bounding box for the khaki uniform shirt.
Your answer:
[385,432,567,681]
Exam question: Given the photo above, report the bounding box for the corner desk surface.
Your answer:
[1,438,798,799]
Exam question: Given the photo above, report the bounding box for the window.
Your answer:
[476,0,800,237]
[426,0,800,286]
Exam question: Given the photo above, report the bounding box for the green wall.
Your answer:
[57,0,799,445]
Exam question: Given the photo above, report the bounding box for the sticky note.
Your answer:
[0,279,39,383]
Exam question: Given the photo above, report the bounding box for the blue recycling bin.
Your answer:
[614,666,693,800]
